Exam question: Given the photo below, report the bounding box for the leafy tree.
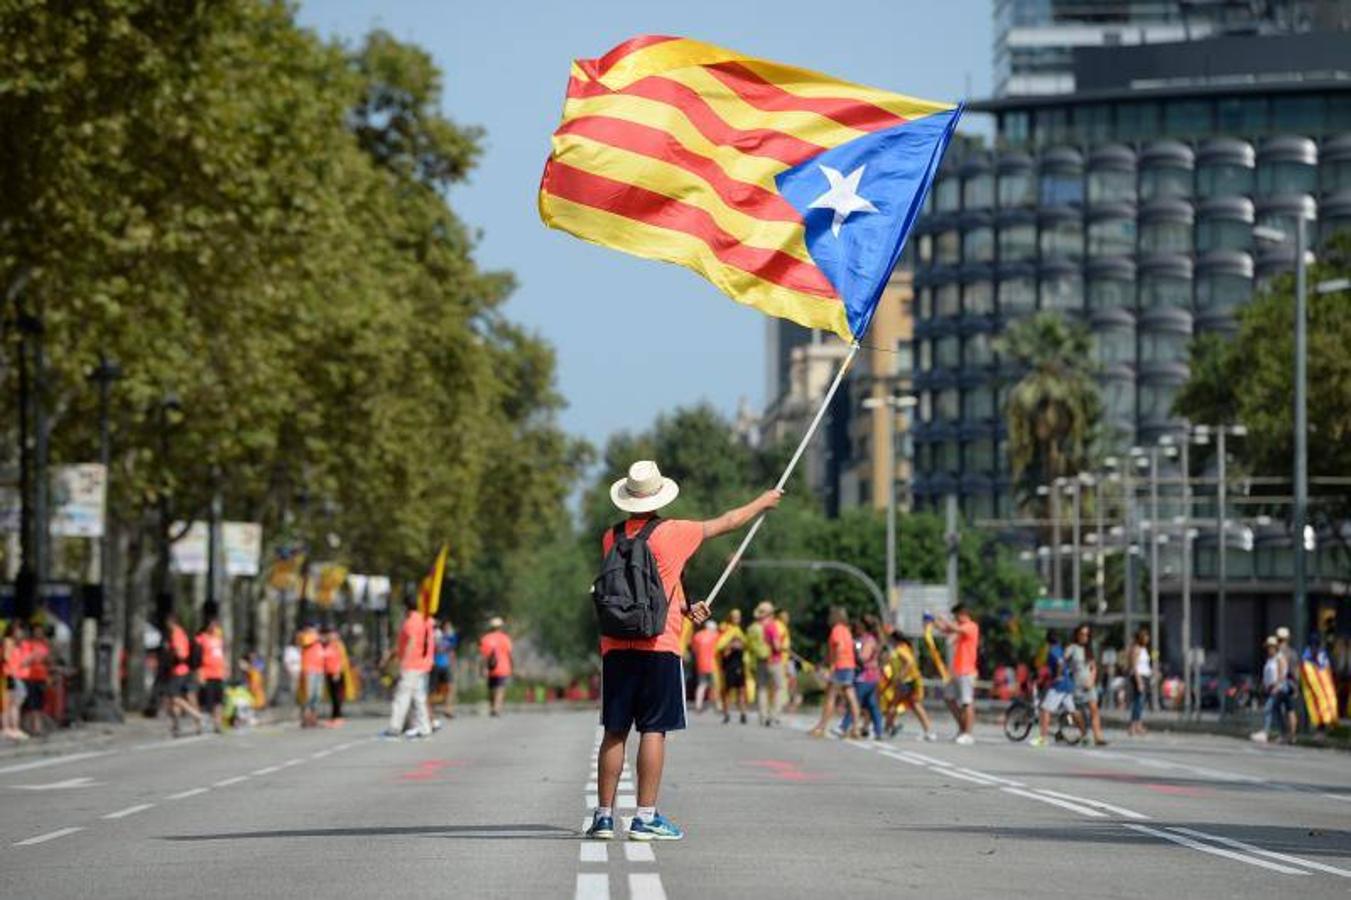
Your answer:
[996,312,1102,514]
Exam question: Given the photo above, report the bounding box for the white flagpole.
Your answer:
[703,341,860,609]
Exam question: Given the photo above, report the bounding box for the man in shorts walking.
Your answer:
[479,617,513,718]
[934,605,979,744]
[586,460,781,842]
[690,620,718,713]
[1033,631,1081,747]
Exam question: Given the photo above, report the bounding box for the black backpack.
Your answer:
[187,634,203,671]
[591,519,669,639]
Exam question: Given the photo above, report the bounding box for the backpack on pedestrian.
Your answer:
[187,635,203,672]
[591,519,669,639]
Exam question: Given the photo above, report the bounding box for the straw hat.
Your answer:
[487,616,505,630]
[1265,635,1278,648]
[754,601,775,619]
[1275,626,1290,641]
[610,460,679,514]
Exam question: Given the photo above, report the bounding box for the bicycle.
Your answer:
[1002,684,1085,746]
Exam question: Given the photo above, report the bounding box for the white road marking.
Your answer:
[930,767,998,786]
[282,758,304,767]
[103,803,154,819]
[575,872,610,900]
[1323,793,1351,803]
[621,816,634,832]
[584,793,598,808]
[252,766,281,776]
[585,781,634,792]
[213,775,248,787]
[1033,789,1148,820]
[579,842,607,863]
[1124,824,1307,875]
[878,750,927,766]
[624,842,656,863]
[15,826,83,846]
[0,751,110,775]
[616,793,636,808]
[11,776,97,791]
[958,767,1024,788]
[902,751,948,766]
[130,734,210,751]
[628,872,667,900]
[1002,787,1107,818]
[311,750,331,759]
[165,787,210,800]
[1169,828,1351,878]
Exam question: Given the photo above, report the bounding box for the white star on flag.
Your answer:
[807,164,878,237]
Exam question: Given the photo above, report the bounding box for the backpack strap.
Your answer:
[635,517,662,541]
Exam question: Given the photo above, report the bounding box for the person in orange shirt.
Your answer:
[585,459,781,843]
[479,617,513,718]
[690,620,719,713]
[163,611,204,737]
[383,595,434,738]
[298,623,325,728]
[194,615,228,733]
[810,606,862,738]
[934,604,980,745]
[2,622,29,741]
[321,626,348,722]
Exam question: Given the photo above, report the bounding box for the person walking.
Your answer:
[1275,626,1299,743]
[934,605,979,745]
[321,626,349,722]
[298,623,325,728]
[1127,627,1151,737]
[690,620,718,713]
[2,622,29,741]
[479,617,513,718]
[881,630,937,740]
[585,459,781,843]
[161,612,204,736]
[717,610,748,725]
[809,607,861,738]
[1032,631,1082,747]
[777,610,802,713]
[194,615,227,733]
[840,616,884,739]
[1070,623,1108,746]
[1253,636,1285,742]
[749,602,783,726]
[384,595,434,738]
[432,622,459,719]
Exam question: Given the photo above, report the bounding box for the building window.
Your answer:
[1088,218,1136,258]
[1163,100,1213,140]
[936,337,960,369]
[1077,105,1113,144]
[1140,329,1188,364]
[920,340,933,371]
[936,388,960,421]
[1040,219,1083,261]
[1139,272,1190,309]
[1036,108,1068,146]
[1216,97,1267,136]
[1003,111,1031,147]
[964,438,997,475]
[963,386,995,420]
[1257,160,1316,197]
[998,222,1037,261]
[1140,165,1192,201]
[919,390,933,422]
[895,340,915,374]
[963,227,995,264]
[998,171,1036,208]
[1196,162,1253,198]
[963,173,994,210]
[1039,271,1083,313]
[1088,169,1136,205]
[1140,218,1192,255]
[998,276,1037,316]
[1271,96,1324,134]
[936,230,960,264]
[964,333,994,367]
[1139,383,1178,422]
[1039,170,1083,207]
[1102,379,1135,422]
[1322,158,1351,194]
[935,441,959,473]
[935,178,960,212]
[936,283,961,318]
[1196,216,1251,254]
[917,289,933,320]
[1087,274,1135,311]
[1093,326,1134,366]
[964,281,995,316]
[1196,272,1252,313]
[1116,103,1160,141]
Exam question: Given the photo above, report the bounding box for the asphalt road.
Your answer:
[2,706,1349,899]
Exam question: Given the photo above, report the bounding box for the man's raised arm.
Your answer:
[700,489,783,540]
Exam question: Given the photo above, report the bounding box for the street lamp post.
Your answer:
[1292,215,1308,646]
[1147,446,1162,707]
[1069,479,1082,611]
[1051,479,1063,600]
[861,393,917,610]
[85,356,122,722]
[1092,472,1105,616]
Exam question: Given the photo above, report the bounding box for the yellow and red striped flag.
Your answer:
[539,35,961,342]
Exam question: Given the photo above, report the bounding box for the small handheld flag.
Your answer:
[417,544,449,617]
[539,35,962,343]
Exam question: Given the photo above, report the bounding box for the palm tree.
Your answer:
[995,312,1101,513]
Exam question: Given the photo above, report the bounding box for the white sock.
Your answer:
[594,806,612,820]
[636,806,656,823]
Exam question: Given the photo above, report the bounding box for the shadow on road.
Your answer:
[162,824,577,842]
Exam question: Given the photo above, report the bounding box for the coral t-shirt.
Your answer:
[479,632,513,677]
[196,630,226,680]
[398,612,434,673]
[323,639,345,677]
[691,628,718,675]
[951,619,980,677]
[599,518,704,657]
[169,626,191,677]
[829,623,856,671]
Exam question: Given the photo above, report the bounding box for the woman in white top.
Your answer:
[1128,628,1152,736]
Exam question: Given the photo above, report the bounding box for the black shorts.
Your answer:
[166,674,190,698]
[601,650,685,735]
[488,675,509,690]
[198,679,224,712]
[22,680,45,712]
[431,666,450,690]
[723,662,746,689]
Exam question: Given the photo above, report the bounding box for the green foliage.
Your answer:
[0,3,582,598]
[996,312,1103,515]
[1176,230,1351,523]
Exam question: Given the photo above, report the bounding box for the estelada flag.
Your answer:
[417,543,450,617]
[539,35,961,343]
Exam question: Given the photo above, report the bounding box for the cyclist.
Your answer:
[1031,631,1080,748]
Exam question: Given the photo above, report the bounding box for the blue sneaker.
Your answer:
[584,813,614,840]
[628,812,684,841]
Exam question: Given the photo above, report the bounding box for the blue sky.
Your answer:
[297,1,993,443]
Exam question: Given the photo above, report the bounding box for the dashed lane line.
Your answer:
[14,826,84,846]
[931,767,999,787]
[1124,824,1308,875]
[0,751,111,775]
[1169,828,1351,878]
[628,872,668,900]
[212,775,249,788]
[575,873,610,900]
[579,842,607,863]
[102,803,155,820]
[624,842,656,863]
[166,787,210,800]
[1033,789,1148,820]
[251,766,282,776]
[1000,786,1107,818]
